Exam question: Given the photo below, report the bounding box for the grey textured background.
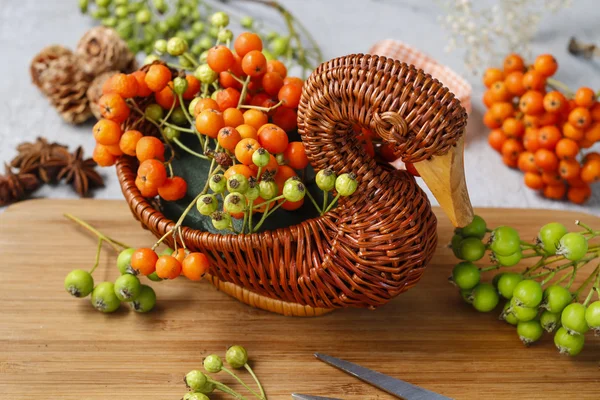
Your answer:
[1,0,599,215]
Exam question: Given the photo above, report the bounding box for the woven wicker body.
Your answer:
[117,54,468,316]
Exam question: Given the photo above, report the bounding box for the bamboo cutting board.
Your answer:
[0,199,599,400]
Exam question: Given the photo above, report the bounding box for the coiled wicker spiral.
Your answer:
[116,54,468,317]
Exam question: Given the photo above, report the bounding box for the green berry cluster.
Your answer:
[79,0,322,76]
[450,216,600,356]
[183,345,267,399]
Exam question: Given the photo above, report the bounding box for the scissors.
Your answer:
[291,353,452,400]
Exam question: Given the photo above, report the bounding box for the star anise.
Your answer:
[0,164,40,206]
[57,146,104,197]
[11,137,69,183]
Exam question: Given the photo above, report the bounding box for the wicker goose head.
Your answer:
[298,53,473,227]
[117,54,473,317]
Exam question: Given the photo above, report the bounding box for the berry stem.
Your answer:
[575,265,599,302]
[304,189,322,213]
[244,363,266,400]
[583,268,600,306]
[238,75,252,108]
[89,238,103,275]
[211,379,248,400]
[546,78,574,98]
[221,366,263,399]
[64,213,131,252]
[159,120,195,133]
[173,137,210,160]
[239,100,284,113]
[251,194,285,210]
[322,190,328,213]
[252,201,284,232]
[323,193,342,214]
[182,52,199,68]
[576,220,600,236]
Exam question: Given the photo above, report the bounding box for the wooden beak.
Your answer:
[413,136,474,228]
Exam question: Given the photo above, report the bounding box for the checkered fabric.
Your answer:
[369,39,472,114]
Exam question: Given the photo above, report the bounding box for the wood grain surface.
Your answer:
[0,199,599,400]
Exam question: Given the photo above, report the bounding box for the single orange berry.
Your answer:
[103,73,139,98]
[243,109,269,130]
[193,98,219,116]
[119,130,143,157]
[266,59,287,78]
[543,182,566,200]
[524,171,544,190]
[224,164,254,179]
[503,54,525,73]
[580,159,600,183]
[158,176,188,201]
[584,121,600,142]
[558,159,581,180]
[519,91,545,115]
[283,142,309,170]
[262,71,285,96]
[258,125,289,154]
[241,50,267,77]
[92,144,117,167]
[130,248,158,276]
[574,87,595,108]
[523,129,541,152]
[98,93,130,123]
[222,107,245,127]
[489,81,512,102]
[533,54,558,77]
[183,75,201,100]
[589,102,600,121]
[483,111,502,129]
[272,107,297,132]
[523,115,540,129]
[583,152,600,163]
[217,126,242,152]
[215,87,241,111]
[488,129,507,152]
[136,136,165,162]
[236,124,258,140]
[562,122,585,141]
[517,151,537,173]
[534,148,559,172]
[155,255,182,279]
[537,125,561,150]
[555,138,580,161]
[195,109,225,138]
[522,70,546,91]
[483,90,495,108]
[504,71,526,96]
[155,82,179,109]
[541,170,563,186]
[568,107,592,129]
[131,70,153,97]
[234,138,260,165]
[537,112,558,127]
[145,64,172,92]
[137,158,167,192]
[483,68,504,88]
[278,83,302,109]
[104,143,123,157]
[234,32,263,57]
[283,76,303,87]
[501,118,525,138]
[181,252,210,281]
[207,45,235,73]
[93,118,122,145]
[543,91,567,113]
[219,71,243,90]
[567,184,591,204]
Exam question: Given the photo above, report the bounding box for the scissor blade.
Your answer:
[291,394,342,400]
[315,353,452,400]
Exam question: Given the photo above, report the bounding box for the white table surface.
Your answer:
[1,0,599,216]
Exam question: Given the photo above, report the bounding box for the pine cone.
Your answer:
[37,53,93,124]
[86,70,118,120]
[30,45,72,89]
[75,27,137,77]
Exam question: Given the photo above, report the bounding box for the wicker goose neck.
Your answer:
[298,53,467,172]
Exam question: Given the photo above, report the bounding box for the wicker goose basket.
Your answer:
[116,54,472,317]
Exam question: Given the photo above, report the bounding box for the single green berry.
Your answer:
[116,247,136,275]
[157,20,170,34]
[179,56,194,70]
[199,50,210,64]
[211,211,232,230]
[471,283,499,312]
[240,16,254,29]
[450,261,480,290]
[218,29,233,42]
[316,168,336,191]
[189,97,201,116]
[461,215,487,239]
[450,234,463,258]
[259,180,278,200]
[557,232,588,261]
[152,0,167,13]
[192,21,205,34]
[102,16,118,27]
[584,301,600,334]
[224,193,246,214]
[270,36,290,56]
[136,8,152,24]
[115,5,129,18]
[490,226,520,256]
[95,0,111,7]
[209,174,226,194]
[114,273,141,302]
[173,77,188,96]
[145,103,164,121]
[154,39,167,54]
[512,279,543,308]
[144,54,160,66]
[540,310,561,333]
[210,11,230,27]
[227,174,249,194]
[335,173,358,196]
[203,354,223,373]
[458,237,486,262]
[265,31,279,41]
[185,370,208,391]
[79,0,89,13]
[167,37,188,56]
[537,222,567,255]
[492,272,504,288]
[554,326,585,356]
[199,37,213,50]
[283,178,306,202]
[496,272,523,299]
[196,194,219,216]
[64,269,94,298]
[210,89,220,101]
[183,392,210,400]
[561,303,589,335]
[510,298,539,322]
[226,345,248,369]
[164,126,180,141]
[195,64,217,85]
[245,186,260,201]
[275,153,285,165]
[517,320,544,346]
[165,14,181,30]
[500,302,518,325]
[252,148,270,167]
[542,285,572,313]
[170,108,188,126]
[494,250,522,267]
[131,285,156,312]
[115,20,134,40]
[90,282,121,313]
[91,7,110,19]
[147,271,163,282]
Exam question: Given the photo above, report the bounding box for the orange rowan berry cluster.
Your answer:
[483,53,600,204]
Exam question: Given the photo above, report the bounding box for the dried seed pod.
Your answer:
[75,26,137,77]
[30,45,72,88]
